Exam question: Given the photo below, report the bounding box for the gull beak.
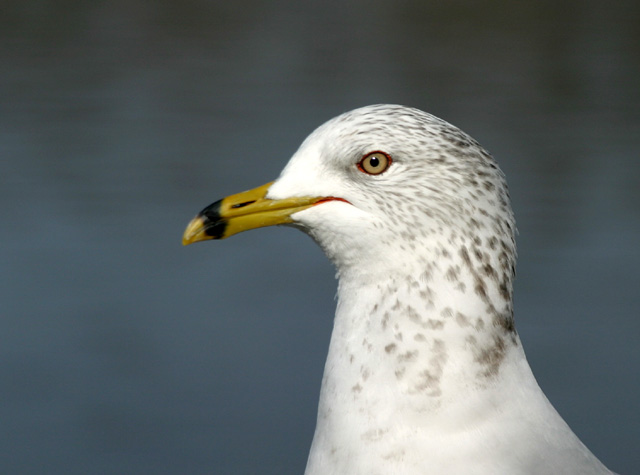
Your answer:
[182,181,326,244]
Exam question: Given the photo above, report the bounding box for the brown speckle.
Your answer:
[409,339,448,396]
[445,266,459,282]
[361,428,389,442]
[361,367,370,381]
[482,263,497,281]
[362,338,373,352]
[455,312,471,327]
[474,277,487,298]
[382,311,391,329]
[474,335,507,378]
[398,350,419,362]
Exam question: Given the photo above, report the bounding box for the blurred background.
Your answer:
[1,1,638,473]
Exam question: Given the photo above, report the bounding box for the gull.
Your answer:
[183,105,613,474]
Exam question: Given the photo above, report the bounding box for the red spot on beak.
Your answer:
[314,197,351,206]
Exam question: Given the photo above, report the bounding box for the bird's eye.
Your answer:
[358,151,391,175]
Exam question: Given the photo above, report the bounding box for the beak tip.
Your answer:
[182,216,208,246]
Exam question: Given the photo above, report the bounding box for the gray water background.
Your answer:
[1,1,639,473]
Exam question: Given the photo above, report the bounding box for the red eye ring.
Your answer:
[357,151,392,175]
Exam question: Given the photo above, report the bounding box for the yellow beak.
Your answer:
[182,181,326,244]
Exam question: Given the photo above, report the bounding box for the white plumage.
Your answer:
[186,105,613,474]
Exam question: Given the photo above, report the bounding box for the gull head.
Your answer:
[184,104,516,287]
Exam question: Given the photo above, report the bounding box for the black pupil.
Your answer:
[369,156,380,168]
